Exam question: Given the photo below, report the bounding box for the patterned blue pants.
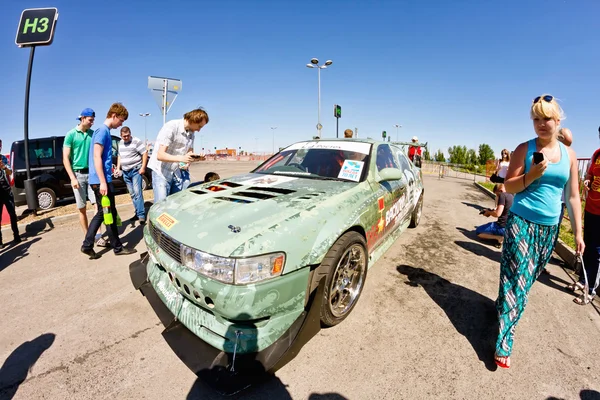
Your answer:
[496,212,559,357]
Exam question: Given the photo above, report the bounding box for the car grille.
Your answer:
[149,222,182,264]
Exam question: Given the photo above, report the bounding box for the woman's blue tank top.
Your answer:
[510,139,570,226]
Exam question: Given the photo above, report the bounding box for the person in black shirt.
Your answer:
[0,139,21,248]
[476,183,514,247]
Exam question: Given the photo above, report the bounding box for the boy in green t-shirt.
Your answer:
[63,108,97,234]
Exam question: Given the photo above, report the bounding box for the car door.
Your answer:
[366,144,408,250]
[393,146,417,210]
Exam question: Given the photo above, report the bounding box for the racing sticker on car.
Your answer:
[385,194,408,227]
[338,160,364,182]
[240,175,297,187]
[156,212,178,230]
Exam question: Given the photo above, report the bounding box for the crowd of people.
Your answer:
[58,103,214,259]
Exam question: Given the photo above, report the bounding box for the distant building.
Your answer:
[216,148,236,156]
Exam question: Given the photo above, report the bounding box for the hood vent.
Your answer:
[215,196,254,204]
[191,181,243,195]
[295,192,325,200]
[247,186,295,195]
[232,191,276,200]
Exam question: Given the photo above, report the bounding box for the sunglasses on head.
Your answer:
[533,95,553,104]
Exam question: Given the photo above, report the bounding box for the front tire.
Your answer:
[320,231,368,327]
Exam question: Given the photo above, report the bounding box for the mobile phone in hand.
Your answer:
[533,152,544,164]
[479,209,487,215]
[190,154,203,160]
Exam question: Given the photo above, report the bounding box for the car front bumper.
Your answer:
[129,252,323,391]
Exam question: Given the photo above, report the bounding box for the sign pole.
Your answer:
[23,46,35,181]
[336,116,339,138]
[23,46,39,213]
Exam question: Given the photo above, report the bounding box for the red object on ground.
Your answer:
[1,205,9,226]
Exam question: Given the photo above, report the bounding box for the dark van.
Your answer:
[10,135,152,210]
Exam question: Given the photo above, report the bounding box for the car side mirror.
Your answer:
[377,168,403,182]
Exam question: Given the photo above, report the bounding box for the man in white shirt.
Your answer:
[117,126,148,224]
[148,108,208,203]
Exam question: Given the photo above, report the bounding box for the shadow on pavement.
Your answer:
[185,314,293,399]
[23,218,55,238]
[461,201,487,212]
[454,240,501,264]
[0,237,41,272]
[308,393,349,400]
[396,264,498,371]
[187,374,292,400]
[547,389,600,400]
[0,333,56,400]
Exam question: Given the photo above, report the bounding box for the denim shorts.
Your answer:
[476,221,505,237]
[73,171,96,209]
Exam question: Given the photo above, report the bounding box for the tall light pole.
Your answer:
[393,124,402,142]
[139,112,151,147]
[270,126,277,154]
[306,58,332,139]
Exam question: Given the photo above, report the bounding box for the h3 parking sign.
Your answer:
[15,8,59,47]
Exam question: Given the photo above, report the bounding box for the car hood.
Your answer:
[148,173,358,258]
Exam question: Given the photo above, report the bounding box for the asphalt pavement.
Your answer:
[0,162,599,400]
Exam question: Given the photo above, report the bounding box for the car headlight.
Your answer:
[180,245,285,285]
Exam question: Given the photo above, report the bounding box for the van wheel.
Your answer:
[37,187,56,210]
[142,175,151,190]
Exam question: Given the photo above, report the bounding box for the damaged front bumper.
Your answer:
[129,252,323,392]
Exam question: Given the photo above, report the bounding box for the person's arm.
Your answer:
[157,144,193,163]
[485,204,505,218]
[93,143,108,195]
[140,150,148,174]
[582,150,597,197]
[116,155,121,172]
[564,147,585,255]
[62,134,79,188]
[504,142,548,194]
[0,157,11,178]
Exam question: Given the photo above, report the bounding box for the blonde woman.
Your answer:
[493,94,584,369]
[493,149,511,183]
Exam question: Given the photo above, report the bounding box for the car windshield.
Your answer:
[253,141,372,182]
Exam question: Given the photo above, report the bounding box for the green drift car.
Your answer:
[129,138,424,385]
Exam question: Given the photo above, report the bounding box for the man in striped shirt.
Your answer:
[116,126,148,224]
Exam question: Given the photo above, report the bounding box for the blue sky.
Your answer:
[2,0,600,159]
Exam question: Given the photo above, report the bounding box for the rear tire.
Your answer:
[320,231,368,327]
[37,187,56,210]
[409,193,423,228]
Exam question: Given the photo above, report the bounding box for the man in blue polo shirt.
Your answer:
[81,103,136,259]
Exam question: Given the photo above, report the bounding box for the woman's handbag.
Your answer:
[490,173,501,183]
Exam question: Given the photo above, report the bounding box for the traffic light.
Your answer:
[382,131,387,139]
[334,104,342,118]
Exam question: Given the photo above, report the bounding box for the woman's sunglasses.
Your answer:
[533,95,553,104]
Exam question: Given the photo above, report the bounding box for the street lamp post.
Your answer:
[270,126,277,154]
[393,124,402,142]
[139,112,151,147]
[306,58,332,138]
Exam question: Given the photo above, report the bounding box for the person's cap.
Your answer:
[77,108,95,120]
[412,136,418,141]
